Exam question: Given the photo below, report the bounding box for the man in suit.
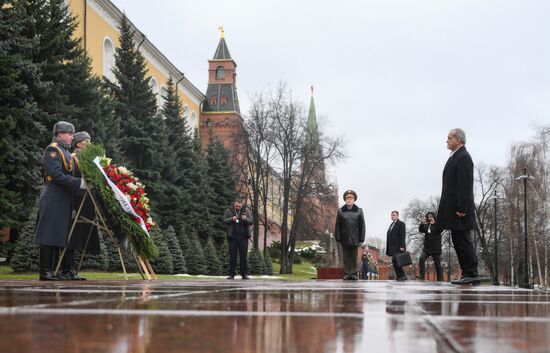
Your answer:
[386,210,407,281]
[437,128,479,285]
[223,197,253,279]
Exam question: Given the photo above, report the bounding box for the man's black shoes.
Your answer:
[241,275,250,280]
[396,276,408,281]
[226,275,235,280]
[39,271,60,281]
[451,276,480,285]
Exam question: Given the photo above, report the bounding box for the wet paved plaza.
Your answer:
[0,279,548,353]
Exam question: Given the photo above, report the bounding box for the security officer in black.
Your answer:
[223,197,253,279]
[61,131,99,280]
[34,121,85,281]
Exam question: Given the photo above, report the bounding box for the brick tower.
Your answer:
[200,28,242,152]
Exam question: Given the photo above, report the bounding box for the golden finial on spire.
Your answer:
[217,26,225,39]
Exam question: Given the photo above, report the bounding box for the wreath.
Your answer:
[77,144,158,259]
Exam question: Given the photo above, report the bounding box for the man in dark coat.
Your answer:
[334,190,366,280]
[63,131,100,280]
[437,128,479,285]
[223,197,253,279]
[386,210,407,281]
[417,212,443,281]
[34,121,85,280]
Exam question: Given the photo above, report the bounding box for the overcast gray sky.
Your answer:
[111,0,550,240]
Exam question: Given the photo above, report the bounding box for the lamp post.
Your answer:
[516,168,534,289]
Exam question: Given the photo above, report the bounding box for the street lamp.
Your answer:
[515,168,534,289]
[488,190,505,286]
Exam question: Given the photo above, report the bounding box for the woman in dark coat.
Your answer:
[417,212,443,281]
[335,190,366,280]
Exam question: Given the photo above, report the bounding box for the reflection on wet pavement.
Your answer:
[0,279,548,352]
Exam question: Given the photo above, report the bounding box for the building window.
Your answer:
[216,66,225,80]
[103,37,116,82]
[220,95,228,106]
[183,105,190,121]
[149,77,158,106]
[210,97,217,106]
[190,112,198,130]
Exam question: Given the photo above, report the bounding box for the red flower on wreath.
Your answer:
[99,157,154,231]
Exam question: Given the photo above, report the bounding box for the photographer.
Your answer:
[223,197,253,279]
[417,212,443,281]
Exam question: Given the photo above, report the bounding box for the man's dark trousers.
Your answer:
[229,236,248,277]
[391,255,406,279]
[451,230,478,277]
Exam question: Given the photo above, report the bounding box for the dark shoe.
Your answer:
[415,276,424,280]
[396,276,408,281]
[58,271,73,281]
[342,275,350,280]
[226,275,235,280]
[349,275,358,281]
[241,275,250,280]
[451,276,480,285]
[39,271,60,281]
[69,271,86,280]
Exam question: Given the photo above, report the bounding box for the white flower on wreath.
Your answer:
[117,166,130,175]
[127,182,138,191]
[100,157,112,166]
[146,217,155,226]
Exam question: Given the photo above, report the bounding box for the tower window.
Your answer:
[220,95,228,106]
[210,97,217,106]
[216,66,225,80]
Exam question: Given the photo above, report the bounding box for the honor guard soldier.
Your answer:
[34,121,85,280]
[60,131,100,280]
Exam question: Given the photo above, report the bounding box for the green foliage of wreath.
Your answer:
[77,144,158,259]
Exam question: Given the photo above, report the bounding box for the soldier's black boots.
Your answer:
[60,249,86,280]
[39,246,60,281]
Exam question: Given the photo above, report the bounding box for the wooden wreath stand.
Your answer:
[54,184,157,280]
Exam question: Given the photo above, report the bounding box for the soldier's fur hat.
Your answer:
[73,131,91,146]
[52,121,75,136]
[343,190,357,201]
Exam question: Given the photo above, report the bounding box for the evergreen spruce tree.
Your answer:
[1,1,46,226]
[248,247,265,275]
[164,226,186,274]
[150,227,173,274]
[0,1,29,226]
[177,224,191,260]
[203,236,222,276]
[189,132,216,240]
[110,14,174,227]
[206,135,238,242]
[263,247,274,275]
[4,0,112,226]
[10,205,39,272]
[185,231,207,275]
[157,77,190,230]
[217,233,230,275]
